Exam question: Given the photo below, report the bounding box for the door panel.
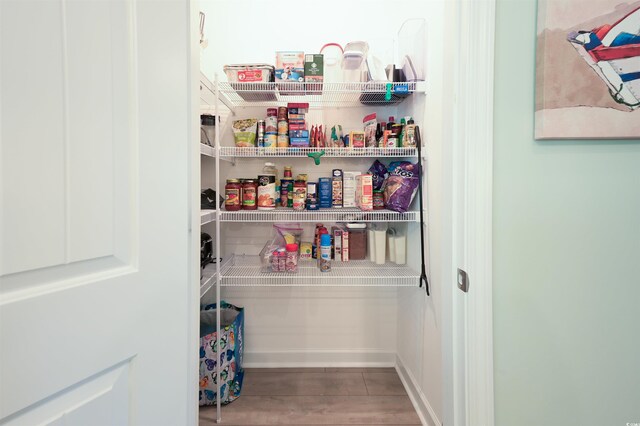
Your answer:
[1,0,194,424]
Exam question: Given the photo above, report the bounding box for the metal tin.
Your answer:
[277,120,289,135]
[264,132,277,149]
[277,134,289,147]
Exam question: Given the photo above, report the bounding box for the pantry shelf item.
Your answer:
[201,209,216,225]
[219,254,418,287]
[218,207,419,223]
[219,146,418,158]
[217,81,425,109]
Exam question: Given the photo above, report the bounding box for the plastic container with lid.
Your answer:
[346,223,367,260]
[225,179,242,211]
[285,243,299,273]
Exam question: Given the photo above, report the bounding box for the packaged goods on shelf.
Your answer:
[343,171,361,208]
[350,131,365,148]
[368,160,388,190]
[356,173,373,211]
[363,113,378,147]
[384,161,420,213]
[304,54,324,84]
[224,63,275,82]
[232,118,258,147]
[318,178,332,208]
[332,169,343,208]
[346,223,367,260]
[275,52,304,82]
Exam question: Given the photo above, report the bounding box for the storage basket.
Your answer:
[199,302,244,406]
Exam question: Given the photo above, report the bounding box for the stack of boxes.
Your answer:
[288,103,309,147]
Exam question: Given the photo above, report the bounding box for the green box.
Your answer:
[304,54,324,82]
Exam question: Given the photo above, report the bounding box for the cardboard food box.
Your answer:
[275,52,305,82]
[304,54,324,94]
[356,173,373,211]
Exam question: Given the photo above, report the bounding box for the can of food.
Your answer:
[280,178,294,208]
[265,115,278,133]
[292,180,307,211]
[277,134,289,148]
[277,106,288,121]
[277,120,289,135]
[264,132,277,149]
[257,174,276,210]
[373,189,384,210]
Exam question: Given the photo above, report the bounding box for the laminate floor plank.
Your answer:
[201,395,421,425]
[324,367,396,373]
[363,372,407,396]
[246,368,326,373]
[242,372,367,396]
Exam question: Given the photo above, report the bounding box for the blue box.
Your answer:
[289,130,309,138]
[318,178,332,208]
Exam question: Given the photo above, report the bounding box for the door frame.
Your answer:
[443,0,496,425]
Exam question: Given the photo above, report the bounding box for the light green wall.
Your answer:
[493,0,640,425]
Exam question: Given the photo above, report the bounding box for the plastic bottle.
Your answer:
[319,233,332,272]
[285,243,299,273]
[258,162,277,210]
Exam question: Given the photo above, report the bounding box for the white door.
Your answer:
[0,1,197,425]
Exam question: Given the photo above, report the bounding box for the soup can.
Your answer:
[277,134,289,147]
[277,120,289,135]
[265,115,278,133]
[264,132,277,149]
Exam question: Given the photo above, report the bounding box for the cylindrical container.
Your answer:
[387,228,397,263]
[271,250,280,272]
[264,132,277,149]
[373,190,384,210]
[224,179,242,211]
[200,114,216,146]
[277,134,289,148]
[257,120,266,146]
[277,106,288,121]
[283,166,293,178]
[346,223,367,260]
[319,233,332,272]
[285,243,299,273]
[242,179,258,210]
[280,178,294,208]
[277,120,289,135]
[296,174,308,182]
[277,248,286,272]
[292,180,307,211]
[265,108,278,133]
[368,227,376,262]
[257,162,276,210]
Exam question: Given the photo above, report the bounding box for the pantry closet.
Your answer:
[196,1,448,424]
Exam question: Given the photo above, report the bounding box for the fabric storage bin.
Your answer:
[199,302,244,406]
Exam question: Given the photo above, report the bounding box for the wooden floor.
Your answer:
[199,368,422,425]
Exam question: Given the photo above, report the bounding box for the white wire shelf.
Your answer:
[218,81,426,108]
[200,143,215,158]
[219,146,417,158]
[219,208,417,223]
[200,263,217,297]
[219,254,418,287]
[201,209,216,225]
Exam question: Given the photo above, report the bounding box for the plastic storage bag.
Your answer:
[199,302,244,406]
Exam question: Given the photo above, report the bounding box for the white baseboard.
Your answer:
[395,355,442,426]
[242,350,396,368]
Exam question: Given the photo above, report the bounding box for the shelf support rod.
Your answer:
[214,72,222,423]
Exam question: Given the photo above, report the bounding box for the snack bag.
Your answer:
[367,160,388,191]
[383,161,420,213]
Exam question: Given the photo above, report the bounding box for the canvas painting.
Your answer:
[536,0,640,139]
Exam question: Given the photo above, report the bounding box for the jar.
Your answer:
[242,179,258,210]
[373,190,384,210]
[258,162,277,210]
[277,248,286,272]
[224,179,242,211]
[346,223,367,260]
[285,243,299,273]
[292,180,307,211]
[283,166,293,178]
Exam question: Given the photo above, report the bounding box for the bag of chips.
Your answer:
[383,161,420,213]
[368,160,388,191]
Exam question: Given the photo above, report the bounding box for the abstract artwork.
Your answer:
[536,1,640,139]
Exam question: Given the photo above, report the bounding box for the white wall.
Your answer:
[199,0,446,421]
[494,0,640,425]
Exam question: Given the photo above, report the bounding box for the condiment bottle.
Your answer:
[292,180,307,211]
[285,243,299,273]
[224,179,242,211]
[319,233,332,272]
[242,179,258,210]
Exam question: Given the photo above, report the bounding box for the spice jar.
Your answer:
[242,179,258,210]
[373,190,384,210]
[285,243,299,273]
[292,180,307,211]
[224,179,242,211]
